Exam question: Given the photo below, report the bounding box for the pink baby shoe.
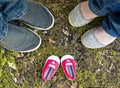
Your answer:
[42,55,60,81]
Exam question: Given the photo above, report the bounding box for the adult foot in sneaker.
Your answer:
[80,1,97,20]
[19,0,54,30]
[69,1,97,27]
[0,24,41,52]
[81,27,116,48]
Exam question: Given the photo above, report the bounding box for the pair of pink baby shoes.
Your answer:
[42,55,76,81]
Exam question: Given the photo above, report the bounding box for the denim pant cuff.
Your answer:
[0,16,8,40]
[102,22,120,38]
[88,0,105,16]
[0,23,8,41]
[12,2,28,20]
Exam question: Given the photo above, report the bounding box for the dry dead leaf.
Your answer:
[60,0,65,3]
[71,82,78,88]
[48,37,56,43]
[62,29,70,36]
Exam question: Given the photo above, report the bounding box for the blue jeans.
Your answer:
[0,0,27,40]
[89,0,120,38]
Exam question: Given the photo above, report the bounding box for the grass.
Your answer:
[0,0,120,88]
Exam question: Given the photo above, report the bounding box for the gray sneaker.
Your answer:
[81,27,116,49]
[69,3,93,27]
[0,24,41,52]
[19,0,54,30]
